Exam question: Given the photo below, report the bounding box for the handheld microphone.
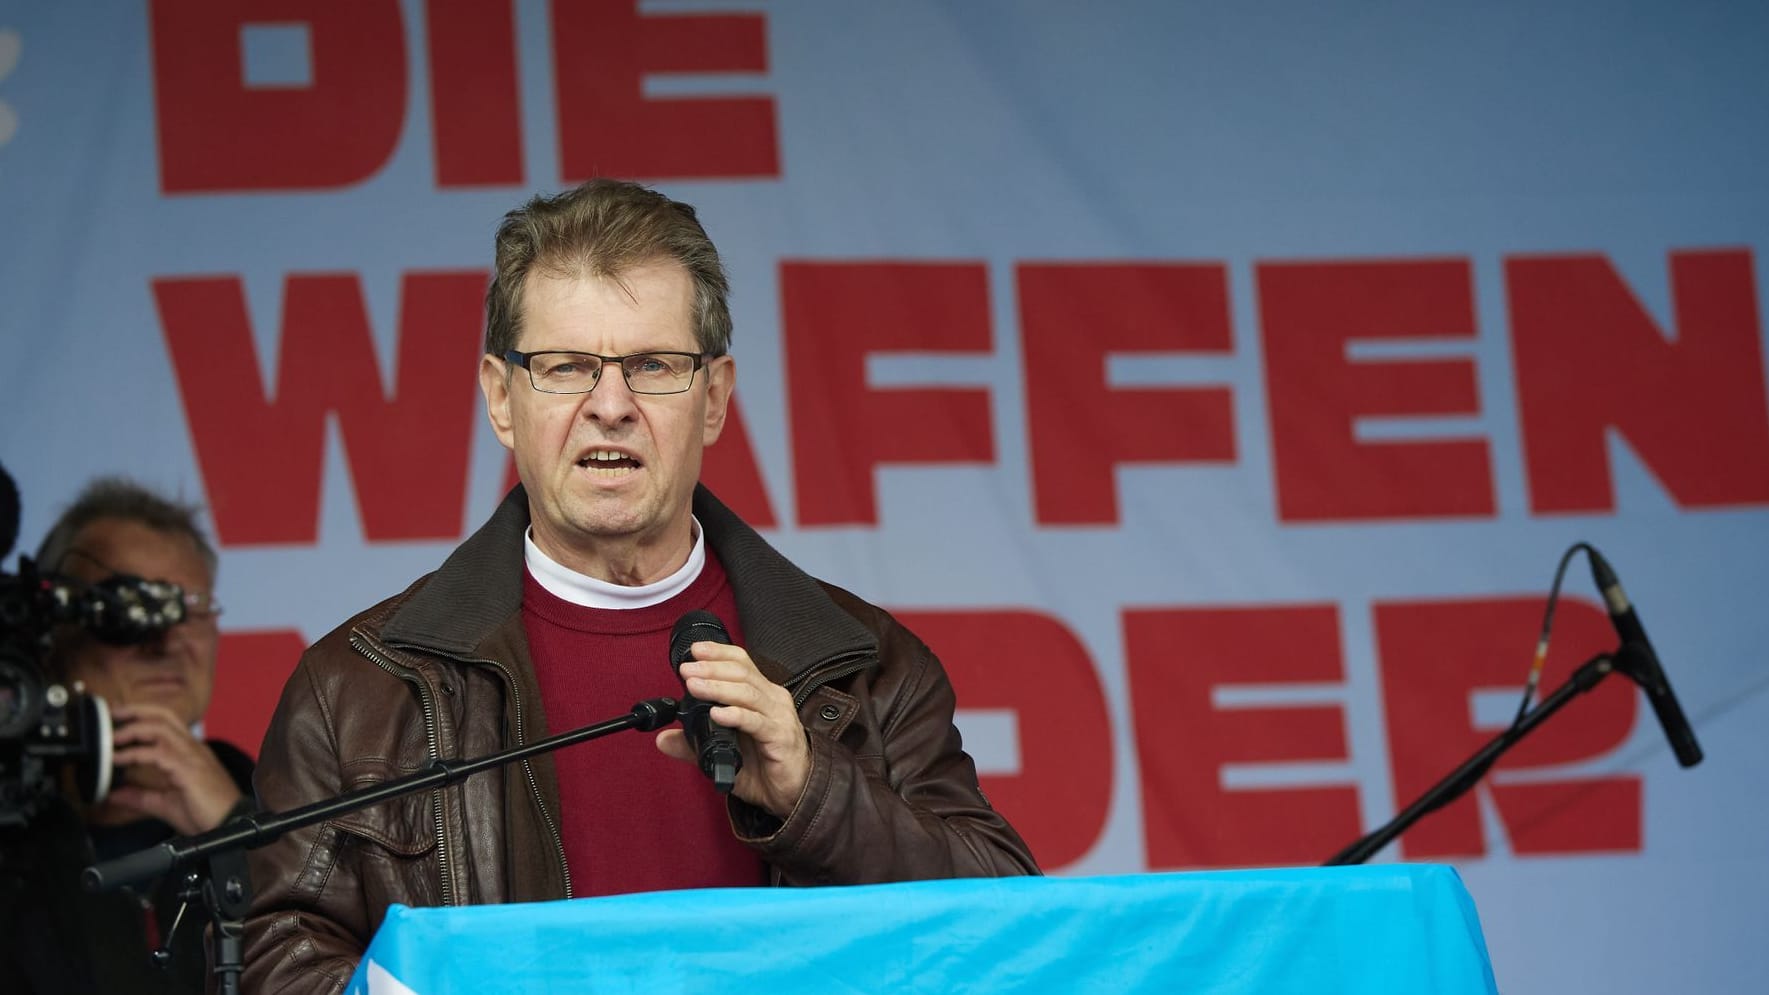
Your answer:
[668,610,743,793]
[1589,550,1703,767]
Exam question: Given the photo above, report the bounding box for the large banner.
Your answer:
[3,3,1766,992]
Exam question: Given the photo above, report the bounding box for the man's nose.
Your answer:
[135,618,197,657]
[133,629,172,657]
[580,363,640,421]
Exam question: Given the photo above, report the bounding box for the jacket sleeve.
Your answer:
[731,613,1041,883]
[239,653,370,995]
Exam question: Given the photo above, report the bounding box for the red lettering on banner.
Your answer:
[150,0,406,193]
[1124,605,1360,868]
[1509,250,1769,513]
[1019,264,1236,525]
[427,0,523,187]
[551,0,778,180]
[1260,259,1494,521]
[897,609,1111,871]
[206,629,307,758]
[1376,597,1640,857]
[700,396,776,528]
[156,272,486,543]
[781,263,995,526]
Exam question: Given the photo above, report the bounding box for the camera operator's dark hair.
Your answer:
[35,478,218,578]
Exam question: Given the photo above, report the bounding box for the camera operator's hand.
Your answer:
[104,703,243,835]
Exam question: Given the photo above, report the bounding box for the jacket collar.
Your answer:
[380,484,878,683]
[693,485,877,683]
[380,485,529,658]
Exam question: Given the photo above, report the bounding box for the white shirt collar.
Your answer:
[523,518,706,609]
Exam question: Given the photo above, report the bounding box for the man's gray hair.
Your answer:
[484,178,733,359]
[36,477,219,577]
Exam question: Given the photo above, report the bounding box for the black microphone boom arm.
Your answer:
[85,696,680,892]
[1325,652,1616,866]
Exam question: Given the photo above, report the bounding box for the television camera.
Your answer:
[0,463,191,827]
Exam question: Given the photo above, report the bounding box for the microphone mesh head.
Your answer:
[669,609,731,666]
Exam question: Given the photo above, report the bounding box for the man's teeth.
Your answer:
[579,450,637,469]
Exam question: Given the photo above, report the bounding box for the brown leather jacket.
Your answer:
[241,486,1038,994]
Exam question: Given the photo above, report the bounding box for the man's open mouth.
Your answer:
[577,449,642,472]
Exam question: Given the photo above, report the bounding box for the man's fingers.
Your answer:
[111,725,206,763]
[688,641,749,665]
[110,705,202,749]
[683,676,766,708]
[676,658,758,684]
[654,729,693,762]
[707,703,775,737]
[111,745,172,772]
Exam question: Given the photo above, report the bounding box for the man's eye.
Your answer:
[544,360,590,377]
[631,356,669,374]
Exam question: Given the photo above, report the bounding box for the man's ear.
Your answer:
[479,353,517,450]
[701,354,735,446]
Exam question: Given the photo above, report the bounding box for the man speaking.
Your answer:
[242,179,1037,993]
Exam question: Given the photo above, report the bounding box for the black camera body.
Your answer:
[0,465,188,828]
[0,560,117,827]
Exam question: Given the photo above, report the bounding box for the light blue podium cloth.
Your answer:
[344,864,1497,994]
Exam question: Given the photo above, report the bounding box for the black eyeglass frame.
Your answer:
[501,349,710,395]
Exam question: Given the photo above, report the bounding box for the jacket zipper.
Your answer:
[792,652,874,708]
[350,634,456,908]
[470,656,572,901]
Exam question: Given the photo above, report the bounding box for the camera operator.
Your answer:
[1,478,254,995]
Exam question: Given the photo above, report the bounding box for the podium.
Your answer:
[345,864,1497,994]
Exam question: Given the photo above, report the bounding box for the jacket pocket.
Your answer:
[328,764,446,913]
[330,762,439,857]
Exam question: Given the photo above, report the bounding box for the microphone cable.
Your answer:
[1509,541,1599,731]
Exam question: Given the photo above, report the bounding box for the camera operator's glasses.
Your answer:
[503,350,708,395]
[61,549,220,630]
[178,589,222,623]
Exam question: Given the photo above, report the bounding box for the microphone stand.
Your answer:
[83,696,680,995]
[1324,651,1623,866]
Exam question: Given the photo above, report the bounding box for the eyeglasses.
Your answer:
[62,547,223,626]
[503,350,708,395]
[177,589,224,623]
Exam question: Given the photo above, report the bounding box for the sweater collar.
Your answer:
[523,517,706,609]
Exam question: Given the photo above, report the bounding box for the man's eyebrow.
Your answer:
[62,547,122,575]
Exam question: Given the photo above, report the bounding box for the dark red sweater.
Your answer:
[522,551,765,897]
